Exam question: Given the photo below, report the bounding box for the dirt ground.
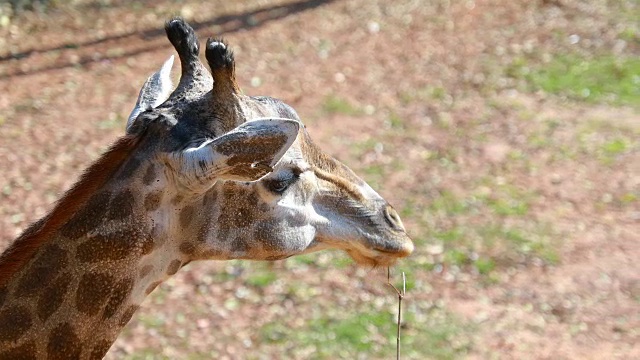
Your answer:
[0,0,638,359]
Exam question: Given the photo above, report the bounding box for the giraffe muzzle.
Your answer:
[372,237,414,258]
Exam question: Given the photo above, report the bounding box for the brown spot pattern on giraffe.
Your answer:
[76,231,137,263]
[37,274,71,322]
[258,201,271,213]
[166,259,182,275]
[140,233,155,255]
[179,242,196,255]
[0,305,32,342]
[197,222,210,243]
[142,164,157,185]
[0,287,6,308]
[0,340,37,360]
[145,281,162,295]
[107,189,134,221]
[119,305,140,327]
[216,184,259,241]
[144,191,163,211]
[103,277,134,320]
[253,220,291,252]
[139,264,154,278]
[47,322,82,360]
[60,191,112,239]
[16,244,67,297]
[76,227,154,264]
[179,205,195,228]
[76,272,116,316]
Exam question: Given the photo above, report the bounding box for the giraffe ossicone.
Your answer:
[0,18,413,358]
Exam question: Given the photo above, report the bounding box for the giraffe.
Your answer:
[0,18,413,359]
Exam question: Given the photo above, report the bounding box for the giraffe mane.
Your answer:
[0,135,141,286]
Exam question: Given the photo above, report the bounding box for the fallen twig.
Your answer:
[387,267,406,360]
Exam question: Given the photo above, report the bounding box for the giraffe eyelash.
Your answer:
[262,171,299,194]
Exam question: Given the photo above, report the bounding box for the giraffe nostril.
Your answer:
[383,205,405,231]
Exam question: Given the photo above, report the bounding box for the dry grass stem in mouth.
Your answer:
[387,267,406,360]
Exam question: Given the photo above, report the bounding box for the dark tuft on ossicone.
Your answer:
[162,17,212,104]
[206,38,235,70]
[205,37,239,93]
[165,17,200,60]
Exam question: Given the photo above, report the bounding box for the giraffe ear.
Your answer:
[175,118,300,186]
[126,55,175,133]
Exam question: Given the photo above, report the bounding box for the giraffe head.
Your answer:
[127,19,413,268]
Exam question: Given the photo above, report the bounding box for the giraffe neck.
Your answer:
[0,137,188,359]
[0,180,191,358]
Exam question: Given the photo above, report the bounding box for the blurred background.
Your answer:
[0,0,638,359]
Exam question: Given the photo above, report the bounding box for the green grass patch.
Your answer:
[525,55,640,106]
[479,225,560,265]
[387,111,405,129]
[322,95,362,116]
[601,138,628,156]
[620,192,638,205]
[487,197,529,216]
[444,248,469,266]
[352,138,381,157]
[399,86,450,105]
[245,270,277,288]
[433,228,465,243]
[599,137,632,165]
[475,183,533,217]
[260,308,472,359]
[576,122,637,165]
[428,190,472,216]
[361,164,385,190]
[416,181,558,273]
[288,253,318,266]
[474,257,496,275]
[332,252,355,268]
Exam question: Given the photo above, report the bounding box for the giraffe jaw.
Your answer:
[345,247,410,268]
[341,233,414,268]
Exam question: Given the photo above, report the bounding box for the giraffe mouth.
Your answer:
[346,246,410,268]
[372,245,413,258]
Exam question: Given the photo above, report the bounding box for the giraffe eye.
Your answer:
[263,172,297,194]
